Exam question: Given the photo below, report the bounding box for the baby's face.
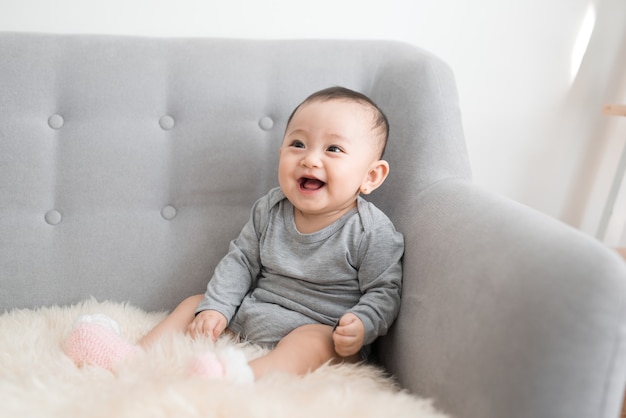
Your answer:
[278,99,381,221]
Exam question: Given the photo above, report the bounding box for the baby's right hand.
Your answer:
[187,310,228,341]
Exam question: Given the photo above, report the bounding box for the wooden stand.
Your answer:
[602,105,626,418]
[598,105,626,241]
[603,104,626,117]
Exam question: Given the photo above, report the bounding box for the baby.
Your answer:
[65,86,404,381]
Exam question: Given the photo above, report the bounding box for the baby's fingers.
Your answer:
[333,333,360,357]
[189,312,227,341]
[186,319,205,339]
[210,319,227,341]
[188,318,213,339]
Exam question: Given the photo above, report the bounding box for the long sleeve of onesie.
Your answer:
[195,195,268,321]
[348,219,403,346]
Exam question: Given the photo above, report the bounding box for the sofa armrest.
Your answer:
[378,179,626,418]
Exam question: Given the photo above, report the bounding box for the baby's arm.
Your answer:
[187,310,228,342]
[332,313,365,357]
[349,218,404,346]
[195,194,271,323]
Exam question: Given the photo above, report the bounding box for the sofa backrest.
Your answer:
[0,33,470,312]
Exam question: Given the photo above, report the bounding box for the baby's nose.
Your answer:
[300,153,322,168]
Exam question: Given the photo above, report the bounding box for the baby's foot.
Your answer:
[187,351,225,378]
[188,347,254,383]
[64,314,140,371]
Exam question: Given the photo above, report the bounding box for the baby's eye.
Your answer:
[291,140,305,148]
[327,145,343,153]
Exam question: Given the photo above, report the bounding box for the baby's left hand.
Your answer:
[332,313,365,357]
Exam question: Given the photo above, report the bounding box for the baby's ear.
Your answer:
[360,160,389,195]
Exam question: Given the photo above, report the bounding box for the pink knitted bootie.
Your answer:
[188,347,254,383]
[187,351,226,378]
[64,314,140,371]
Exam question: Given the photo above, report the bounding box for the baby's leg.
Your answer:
[249,324,360,379]
[138,294,205,348]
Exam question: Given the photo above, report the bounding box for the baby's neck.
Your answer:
[293,203,357,234]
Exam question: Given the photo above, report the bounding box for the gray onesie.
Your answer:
[196,187,404,347]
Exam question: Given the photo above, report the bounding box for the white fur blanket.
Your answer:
[0,299,448,418]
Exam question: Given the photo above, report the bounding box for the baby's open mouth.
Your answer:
[298,177,326,191]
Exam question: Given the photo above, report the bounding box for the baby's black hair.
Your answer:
[286,86,389,158]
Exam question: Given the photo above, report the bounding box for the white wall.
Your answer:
[2,0,625,237]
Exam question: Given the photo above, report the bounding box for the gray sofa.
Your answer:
[1,33,625,418]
